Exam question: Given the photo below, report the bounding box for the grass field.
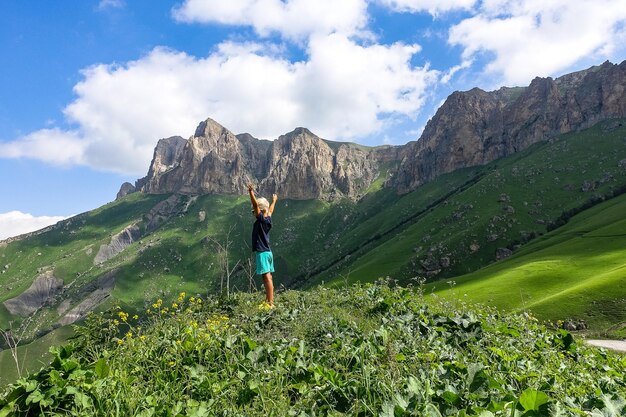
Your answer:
[426,192,626,334]
[0,326,74,387]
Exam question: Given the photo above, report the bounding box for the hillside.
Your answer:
[2,284,625,416]
[1,119,625,387]
[313,119,626,286]
[426,190,626,335]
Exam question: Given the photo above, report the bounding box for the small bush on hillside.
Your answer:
[1,283,625,416]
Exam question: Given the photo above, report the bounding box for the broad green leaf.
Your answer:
[25,390,44,405]
[442,390,460,404]
[519,389,550,411]
[94,358,110,378]
[62,359,79,373]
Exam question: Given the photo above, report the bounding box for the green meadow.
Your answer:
[427,191,626,334]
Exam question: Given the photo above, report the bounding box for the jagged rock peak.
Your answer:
[116,182,136,200]
[134,119,399,200]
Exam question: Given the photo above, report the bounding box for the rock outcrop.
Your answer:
[394,60,626,192]
[116,182,136,200]
[3,271,64,316]
[137,119,396,200]
[57,270,116,326]
[128,60,626,199]
[94,224,141,265]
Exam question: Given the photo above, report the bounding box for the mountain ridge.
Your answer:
[120,60,626,200]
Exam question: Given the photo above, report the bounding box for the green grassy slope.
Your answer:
[2,120,626,333]
[0,326,74,388]
[426,191,626,333]
[318,119,626,286]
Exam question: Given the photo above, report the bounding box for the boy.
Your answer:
[248,184,278,306]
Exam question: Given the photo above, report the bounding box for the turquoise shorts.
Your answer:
[255,251,275,275]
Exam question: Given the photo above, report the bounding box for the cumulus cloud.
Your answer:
[0,35,437,175]
[376,0,477,15]
[172,0,370,39]
[449,0,626,85]
[0,211,67,241]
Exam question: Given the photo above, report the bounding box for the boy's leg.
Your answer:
[262,272,274,305]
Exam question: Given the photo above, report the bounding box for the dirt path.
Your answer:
[585,339,626,352]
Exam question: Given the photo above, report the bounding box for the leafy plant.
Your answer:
[1,283,624,416]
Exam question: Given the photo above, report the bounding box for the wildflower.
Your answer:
[118,311,129,322]
[140,335,146,340]
[169,361,175,366]
[172,303,179,309]
[257,302,274,311]
[126,331,133,338]
[117,339,124,345]
[146,308,152,314]
[177,292,186,302]
[133,315,139,320]
[113,319,120,326]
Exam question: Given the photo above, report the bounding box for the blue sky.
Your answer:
[1,0,626,239]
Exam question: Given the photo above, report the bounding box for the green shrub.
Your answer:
[1,283,625,416]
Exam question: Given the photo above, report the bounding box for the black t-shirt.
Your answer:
[252,213,272,252]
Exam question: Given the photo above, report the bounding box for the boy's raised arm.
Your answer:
[248,184,261,217]
[268,193,278,216]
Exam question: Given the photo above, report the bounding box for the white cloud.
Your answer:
[0,128,85,167]
[376,0,477,15]
[172,0,370,40]
[440,59,473,84]
[0,36,437,175]
[0,211,67,241]
[449,0,626,85]
[296,34,438,138]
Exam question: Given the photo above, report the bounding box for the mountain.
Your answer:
[135,121,401,201]
[395,60,626,191]
[2,61,626,386]
[126,60,626,199]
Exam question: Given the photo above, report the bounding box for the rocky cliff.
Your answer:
[393,60,626,192]
[126,60,626,199]
[135,119,399,200]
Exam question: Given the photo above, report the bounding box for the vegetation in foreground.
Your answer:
[1,283,625,416]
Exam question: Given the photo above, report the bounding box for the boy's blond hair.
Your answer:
[257,197,270,212]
